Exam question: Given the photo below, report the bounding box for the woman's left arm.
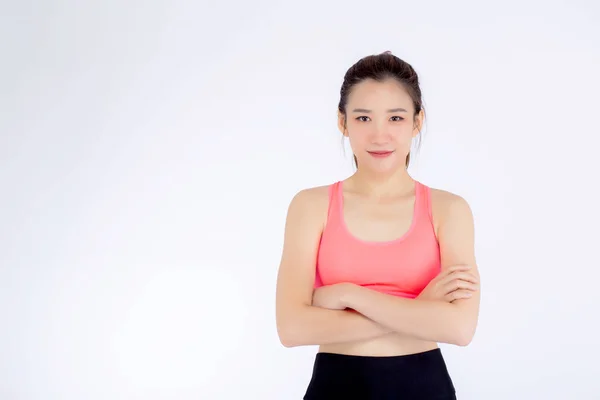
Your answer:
[343,194,481,346]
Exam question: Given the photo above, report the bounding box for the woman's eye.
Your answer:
[355,116,404,122]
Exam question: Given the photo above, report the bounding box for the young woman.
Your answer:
[275,51,481,399]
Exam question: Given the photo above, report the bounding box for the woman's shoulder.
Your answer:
[425,183,473,233]
[428,185,466,205]
[290,183,332,205]
[286,182,335,224]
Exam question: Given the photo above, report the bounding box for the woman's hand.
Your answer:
[312,283,357,310]
[417,264,479,303]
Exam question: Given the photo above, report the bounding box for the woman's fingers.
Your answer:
[434,265,471,284]
[439,271,479,286]
[445,265,472,274]
[443,279,478,293]
[446,289,473,302]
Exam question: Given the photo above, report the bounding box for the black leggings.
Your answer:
[303,348,457,400]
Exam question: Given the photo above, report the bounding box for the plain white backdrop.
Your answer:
[1,0,599,399]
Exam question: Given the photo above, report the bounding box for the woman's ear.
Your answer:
[412,109,424,137]
[338,112,348,137]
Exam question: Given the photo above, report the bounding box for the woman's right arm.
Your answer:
[275,187,391,348]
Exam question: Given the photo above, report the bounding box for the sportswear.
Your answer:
[314,180,440,299]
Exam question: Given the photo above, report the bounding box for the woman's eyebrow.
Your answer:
[351,108,408,113]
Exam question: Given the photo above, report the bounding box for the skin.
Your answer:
[275,78,481,356]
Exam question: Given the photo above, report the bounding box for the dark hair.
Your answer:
[338,51,425,168]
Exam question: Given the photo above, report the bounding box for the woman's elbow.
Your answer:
[278,323,313,348]
[452,322,477,347]
[276,317,295,347]
[278,326,300,348]
[276,311,309,348]
[453,332,473,347]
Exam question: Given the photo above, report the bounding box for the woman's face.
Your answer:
[339,78,423,173]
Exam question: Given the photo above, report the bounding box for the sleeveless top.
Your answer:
[314,180,441,299]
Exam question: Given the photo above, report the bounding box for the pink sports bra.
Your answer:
[314,179,441,299]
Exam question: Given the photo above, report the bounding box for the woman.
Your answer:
[275,51,481,399]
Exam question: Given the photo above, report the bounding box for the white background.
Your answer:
[2,1,599,399]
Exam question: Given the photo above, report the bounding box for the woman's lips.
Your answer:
[367,150,394,158]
